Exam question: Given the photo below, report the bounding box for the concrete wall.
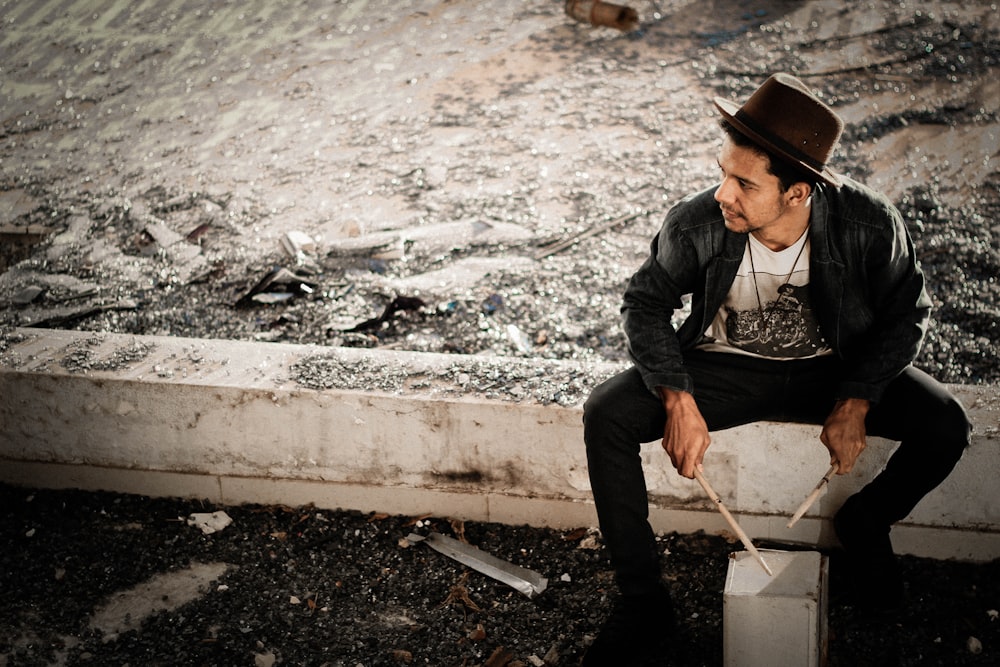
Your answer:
[2,328,998,561]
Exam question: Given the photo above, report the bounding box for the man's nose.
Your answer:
[714,178,734,205]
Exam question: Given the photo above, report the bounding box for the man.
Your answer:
[581,73,970,664]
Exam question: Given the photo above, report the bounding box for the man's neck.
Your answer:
[751,204,811,251]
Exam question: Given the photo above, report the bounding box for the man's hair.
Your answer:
[719,119,818,193]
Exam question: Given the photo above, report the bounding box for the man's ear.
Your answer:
[786,181,813,206]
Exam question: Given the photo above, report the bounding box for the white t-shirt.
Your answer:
[698,231,832,359]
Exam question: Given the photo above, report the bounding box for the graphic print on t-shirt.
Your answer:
[701,234,829,359]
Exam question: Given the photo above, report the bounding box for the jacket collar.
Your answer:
[808,183,843,266]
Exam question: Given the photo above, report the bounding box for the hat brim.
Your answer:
[714,97,842,187]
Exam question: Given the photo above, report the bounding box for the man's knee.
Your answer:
[583,380,614,427]
[939,394,972,454]
[890,368,971,457]
[583,369,641,426]
[583,382,620,451]
[910,391,972,469]
[582,369,662,448]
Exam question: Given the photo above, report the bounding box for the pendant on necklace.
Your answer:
[747,230,810,333]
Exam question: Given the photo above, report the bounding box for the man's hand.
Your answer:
[659,387,711,479]
[820,398,871,474]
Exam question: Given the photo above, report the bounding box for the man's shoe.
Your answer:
[833,494,904,612]
[582,584,676,666]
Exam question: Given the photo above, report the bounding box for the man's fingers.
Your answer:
[684,452,705,479]
[831,450,861,474]
[664,441,696,479]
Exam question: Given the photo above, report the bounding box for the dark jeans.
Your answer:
[583,350,970,597]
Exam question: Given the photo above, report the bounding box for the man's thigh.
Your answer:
[584,366,667,445]
[865,365,970,443]
[683,350,837,430]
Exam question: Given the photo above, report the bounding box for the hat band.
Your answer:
[734,109,826,172]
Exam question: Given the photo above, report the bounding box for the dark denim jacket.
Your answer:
[622,177,931,404]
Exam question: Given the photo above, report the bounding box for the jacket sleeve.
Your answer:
[834,205,931,403]
[621,208,702,397]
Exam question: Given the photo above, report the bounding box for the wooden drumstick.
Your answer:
[786,463,839,528]
[694,468,772,576]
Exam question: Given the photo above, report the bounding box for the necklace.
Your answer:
[746,228,810,333]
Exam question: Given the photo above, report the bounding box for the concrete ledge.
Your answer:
[2,328,998,561]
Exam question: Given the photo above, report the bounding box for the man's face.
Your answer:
[713,137,791,238]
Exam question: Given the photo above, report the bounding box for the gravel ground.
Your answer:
[2,483,999,667]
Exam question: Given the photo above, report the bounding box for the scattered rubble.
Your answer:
[56,335,154,374]
[186,511,234,535]
[0,0,995,390]
[408,532,549,599]
[235,266,319,308]
[565,0,641,33]
[289,350,618,405]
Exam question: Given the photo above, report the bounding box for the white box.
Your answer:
[724,549,828,667]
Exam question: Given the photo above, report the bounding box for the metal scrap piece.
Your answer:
[408,532,548,599]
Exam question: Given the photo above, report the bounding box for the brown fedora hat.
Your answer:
[714,73,844,186]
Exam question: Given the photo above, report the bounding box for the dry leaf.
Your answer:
[449,518,467,543]
[390,649,413,663]
[484,646,514,667]
[438,573,483,613]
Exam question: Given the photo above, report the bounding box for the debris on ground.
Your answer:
[235,267,319,307]
[347,295,428,333]
[186,511,234,535]
[409,532,549,599]
[0,0,995,386]
[565,0,641,33]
